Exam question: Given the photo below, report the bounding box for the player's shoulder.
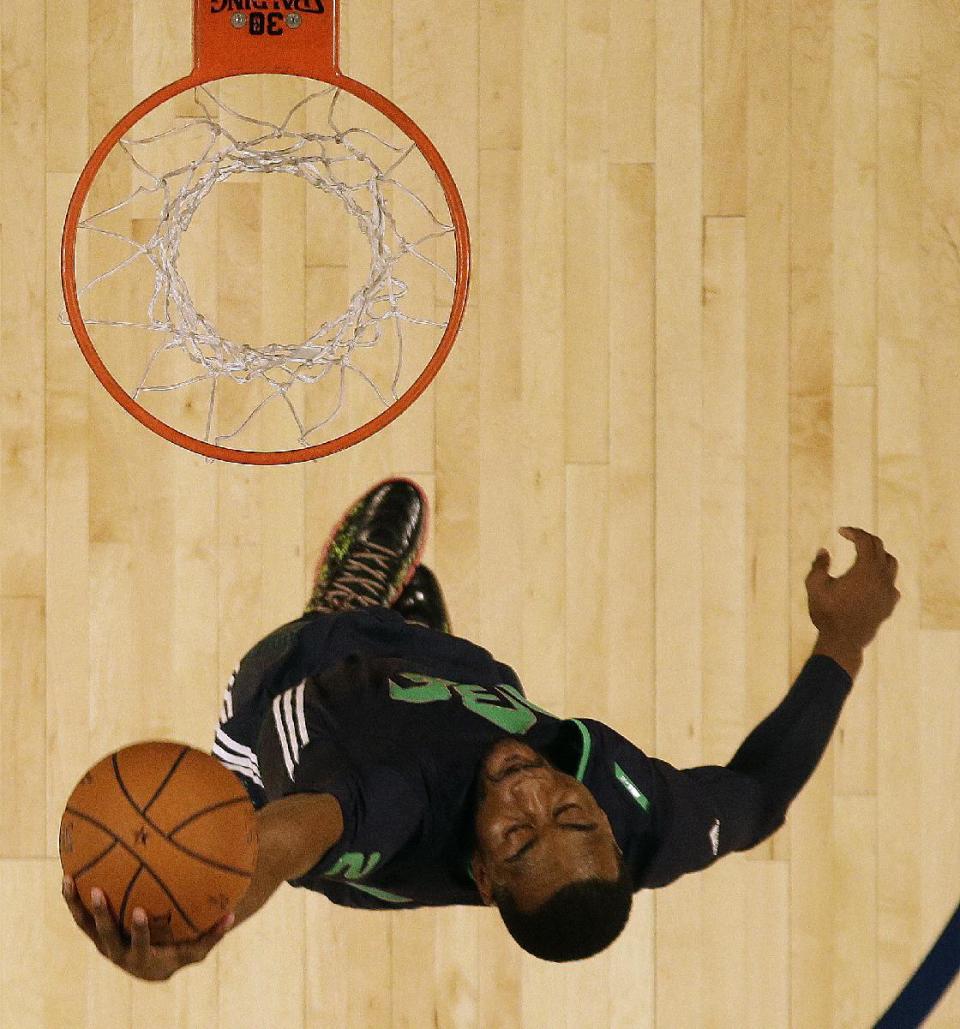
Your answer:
[568,718,655,799]
[570,716,648,763]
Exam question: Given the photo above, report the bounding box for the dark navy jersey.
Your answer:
[211,606,853,909]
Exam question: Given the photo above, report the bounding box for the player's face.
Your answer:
[470,739,621,912]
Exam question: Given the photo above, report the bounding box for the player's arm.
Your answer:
[232,793,344,930]
[635,638,861,890]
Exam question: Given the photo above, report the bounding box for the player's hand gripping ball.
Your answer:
[60,875,237,982]
[59,741,258,980]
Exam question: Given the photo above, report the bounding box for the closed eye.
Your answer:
[501,803,586,840]
[506,823,596,864]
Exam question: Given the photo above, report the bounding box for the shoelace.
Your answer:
[309,539,399,612]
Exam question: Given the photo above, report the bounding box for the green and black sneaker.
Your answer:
[305,477,428,614]
[391,564,453,634]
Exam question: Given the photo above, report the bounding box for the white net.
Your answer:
[63,77,461,455]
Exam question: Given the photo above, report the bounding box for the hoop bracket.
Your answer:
[195,0,339,79]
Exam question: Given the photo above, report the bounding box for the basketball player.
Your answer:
[63,478,901,981]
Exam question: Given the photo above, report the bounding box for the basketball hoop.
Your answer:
[61,0,470,465]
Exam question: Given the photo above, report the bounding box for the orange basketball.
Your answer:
[59,740,258,944]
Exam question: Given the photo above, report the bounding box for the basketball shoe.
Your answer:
[305,477,428,614]
[391,564,453,634]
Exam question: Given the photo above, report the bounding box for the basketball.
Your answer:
[59,740,258,944]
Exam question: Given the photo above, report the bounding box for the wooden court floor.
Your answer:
[1,0,958,1025]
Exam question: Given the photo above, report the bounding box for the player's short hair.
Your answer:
[492,854,633,962]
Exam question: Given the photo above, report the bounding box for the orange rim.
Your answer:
[61,1,470,464]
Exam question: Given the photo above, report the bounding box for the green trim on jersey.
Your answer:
[613,762,651,811]
[569,719,592,781]
[338,881,413,904]
[323,851,413,903]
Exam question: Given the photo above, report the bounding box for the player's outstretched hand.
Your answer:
[805,526,901,649]
[62,876,235,982]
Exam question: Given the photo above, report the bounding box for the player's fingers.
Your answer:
[840,527,900,585]
[208,913,236,948]
[807,548,832,587]
[62,877,101,946]
[89,888,123,961]
[208,912,236,944]
[185,913,235,965]
[839,526,884,561]
[129,908,152,959]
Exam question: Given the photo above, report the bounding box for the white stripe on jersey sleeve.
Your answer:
[271,681,310,781]
[212,728,264,786]
[272,693,296,780]
[218,666,239,724]
[283,688,300,764]
[295,681,309,748]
